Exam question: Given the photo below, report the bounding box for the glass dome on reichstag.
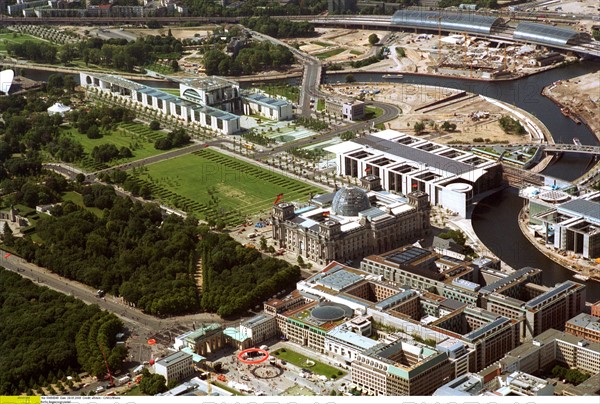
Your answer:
[331,186,371,217]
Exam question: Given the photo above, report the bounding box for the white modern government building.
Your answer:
[79,73,293,135]
[325,130,503,217]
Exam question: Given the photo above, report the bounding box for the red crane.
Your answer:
[100,344,114,387]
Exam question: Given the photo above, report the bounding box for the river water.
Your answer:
[18,62,600,300]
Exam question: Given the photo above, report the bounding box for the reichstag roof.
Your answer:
[332,186,371,216]
[391,10,504,35]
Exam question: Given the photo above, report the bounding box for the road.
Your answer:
[0,249,225,333]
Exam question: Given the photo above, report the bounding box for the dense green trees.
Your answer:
[13,190,201,316]
[154,129,190,150]
[499,115,526,135]
[0,269,124,395]
[242,17,315,38]
[139,369,167,395]
[551,365,590,385]
[68,105,135,138]
[199,230,301,317]
[185,0,326,17]
[203,42,294,76]
[368,34,379,45]
[91,144,133,163]
[6,41,58,63]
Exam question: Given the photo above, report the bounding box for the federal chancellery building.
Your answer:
[79,73,293,135]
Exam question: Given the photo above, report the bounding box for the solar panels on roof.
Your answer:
[525,281,577,309]
[391,10,504,35]
[317,269,363,291]
[385,247,430,265]
[463,317,509,342]
[514,22,584,47]
[559,199,600,223]
[353,136,473,175]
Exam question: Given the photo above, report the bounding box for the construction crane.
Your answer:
[100,344,114,388]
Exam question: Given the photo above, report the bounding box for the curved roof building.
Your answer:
[391,10,504,35]
[514,22,585,47]
[332,186,371,216]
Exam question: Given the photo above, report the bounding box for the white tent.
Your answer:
[0,69,14,94]
[47,103,71,116]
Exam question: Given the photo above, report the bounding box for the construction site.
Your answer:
[543,71,600,140]
[320,82,549,145]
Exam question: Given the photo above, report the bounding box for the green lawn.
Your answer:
[350,50,362,56]
[273,349,346,379]
[257,83,299,103]
[159,88,181,96]
[61,191,104,218]
[124,385,143,396]
[364,106,384,120]
[311,41,332,47]
[130,148,323,224]
[315,48,346,60]
[0,33,46,52]
[62,122,168,171]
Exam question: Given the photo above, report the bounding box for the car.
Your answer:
[95,386,105,393]
[241,375,250,381]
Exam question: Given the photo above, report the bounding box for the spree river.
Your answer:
[18,61,600,300]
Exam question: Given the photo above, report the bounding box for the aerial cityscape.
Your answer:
[0,1,598,402]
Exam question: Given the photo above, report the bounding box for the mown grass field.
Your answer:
[314,48,346,60]
[62,122,168,171]
[130,148,323,224]
[273,349,346,379]
[0,33,46,52]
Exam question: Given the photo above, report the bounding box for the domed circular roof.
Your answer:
[311,302,353,322]
[331,186,371,216]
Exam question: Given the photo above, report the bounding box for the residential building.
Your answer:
[271,177,430,265]
[565,313,600,343]
[240,314,278,345]
[325,130,502,217]
[592,300,600,317]
[434,371,554,396]
[499,329,600,376]
[154,351,193,384]
[430,307,520,372]
[360,245,481,306]
[325,322,380,361]
[480,271,586,340]
[351,338,453,395]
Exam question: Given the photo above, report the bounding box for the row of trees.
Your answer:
[0,269,123,395]
[203,42,294,76]
[184,0,326,18]
[199,229,301,317]
[75,312,128,378]
[241,16,315,38]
